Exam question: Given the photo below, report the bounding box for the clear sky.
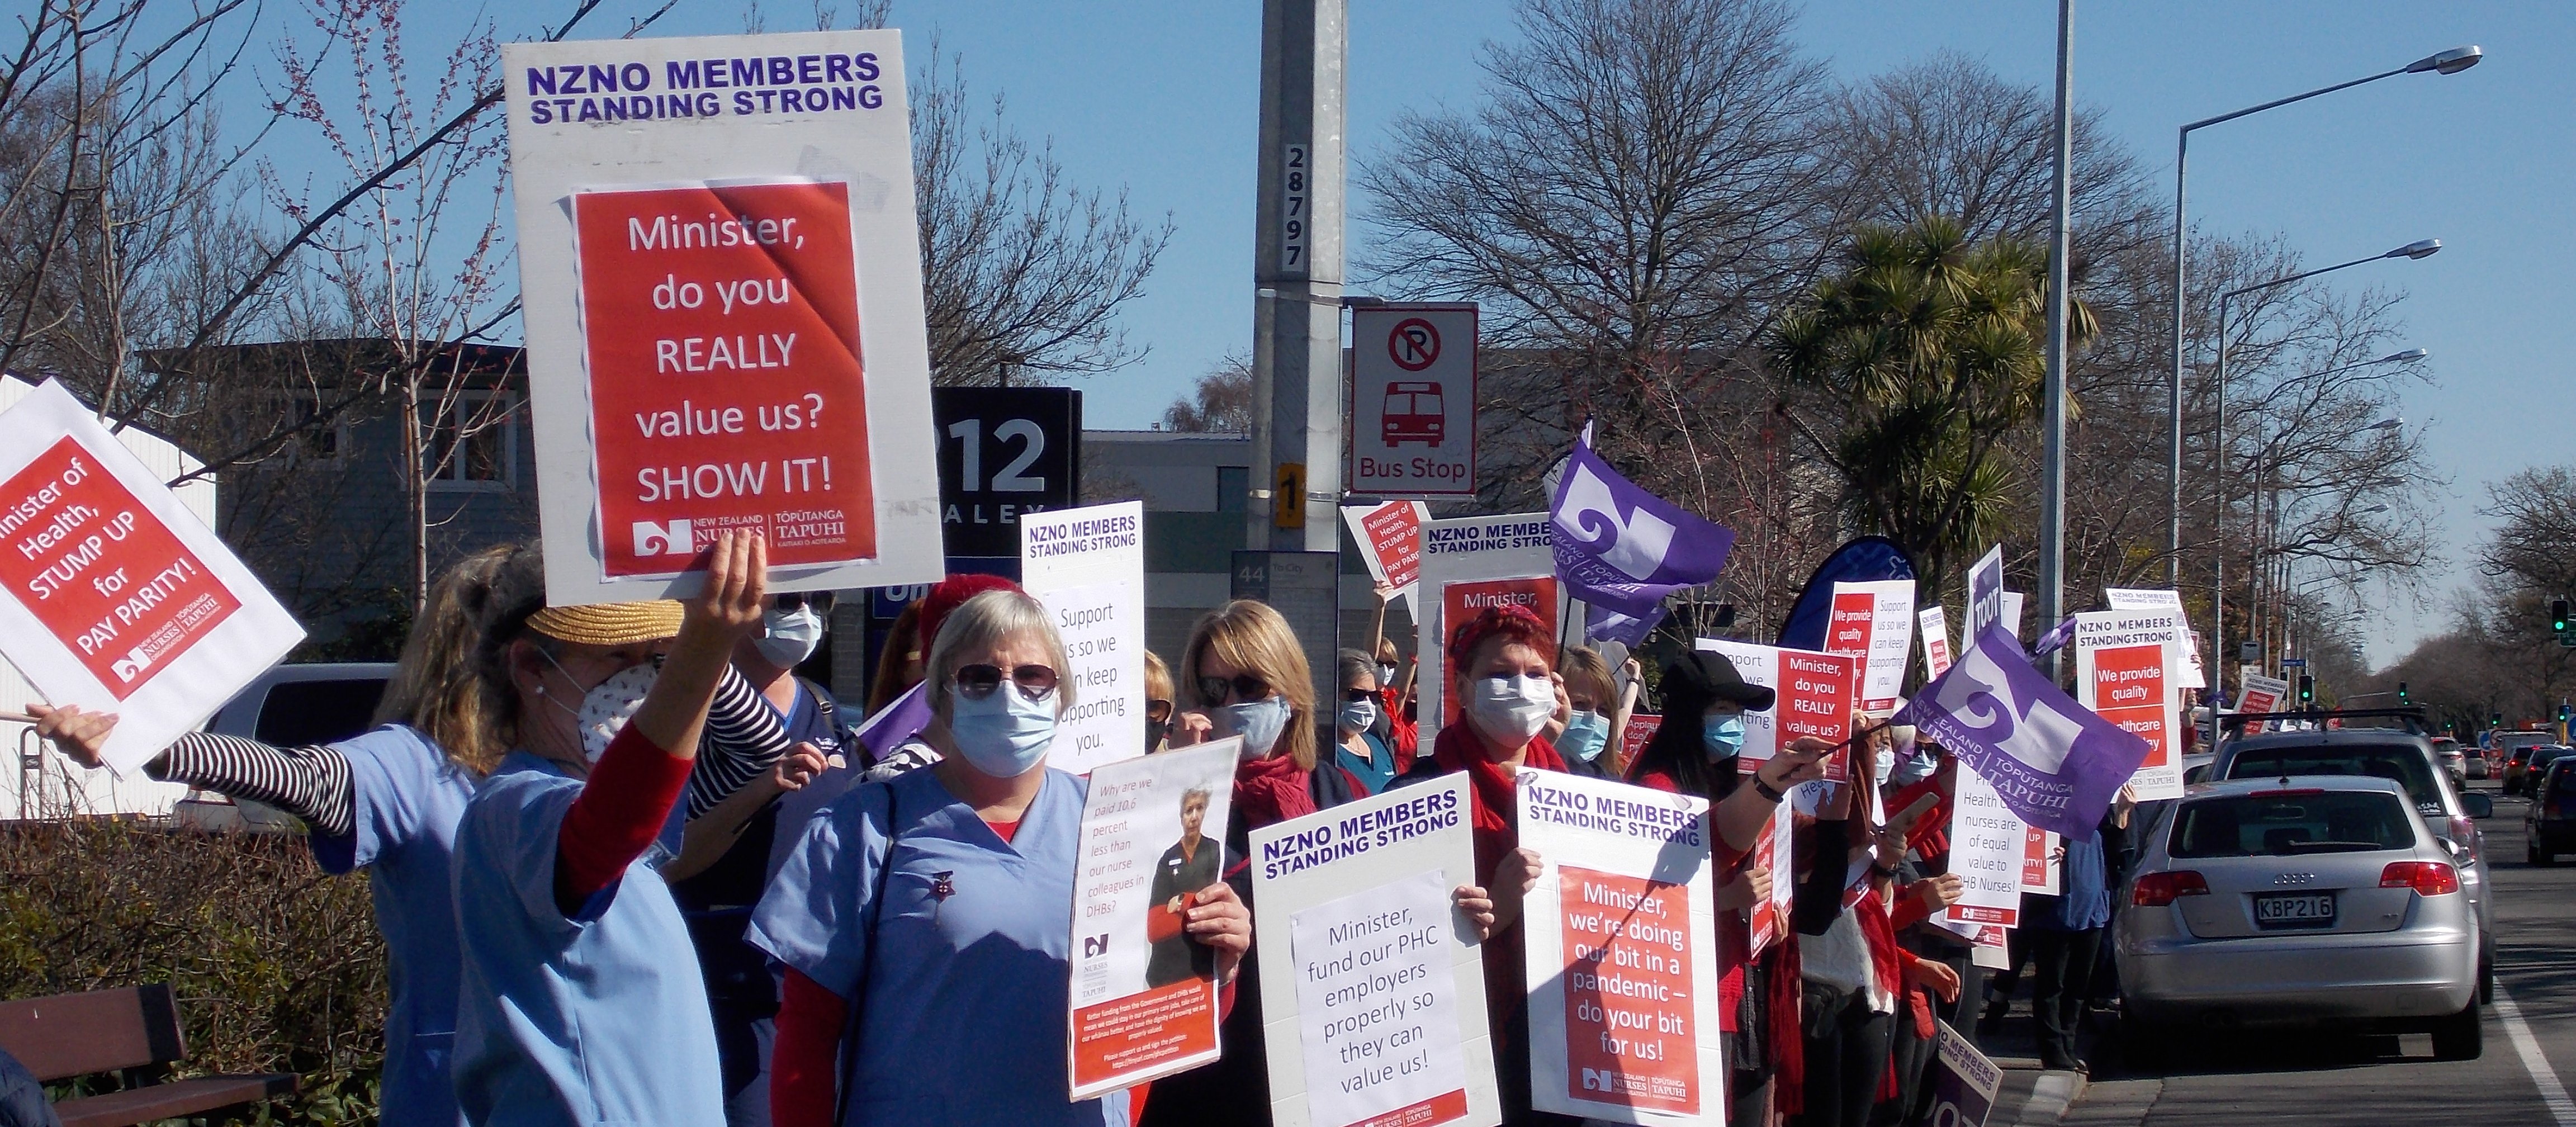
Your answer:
[271,1,2575,666]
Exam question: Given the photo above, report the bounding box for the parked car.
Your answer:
[2214,727,2496,1003]
[173,662,394,832]
[2116,776,2481,1063]
[2432,737,2468,785]
[2523,759,2576,865]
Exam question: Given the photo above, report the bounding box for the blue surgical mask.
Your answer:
[1873,742,1898,787]
[1703,713,1746,759]
[1338,697,1380,734]
[755,605,826,668]
[948,683,1058,777]
[1560,710,1610,763]
[1217,696,1293,759]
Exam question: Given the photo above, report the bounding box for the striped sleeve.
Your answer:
[686,664,794,820]
[149,733,356,837]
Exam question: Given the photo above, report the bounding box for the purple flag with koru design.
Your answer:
[1895,624,2149,840]
[1549,425,1736,621]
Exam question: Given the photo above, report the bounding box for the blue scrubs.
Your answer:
[450,751,723,1127]
[1334,731,1398,794]
[307,724,476,1127]
[748,766,1125,1127]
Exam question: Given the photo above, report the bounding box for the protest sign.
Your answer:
[1548,425,1735,620]
[2021,826,2062,896]
[1068,740,1239,1097]
[1693,640,1855,778]
[1924,1021,2001,1127]
[1919,605,1954,679]
[2238,672,2290,735]
[2106,586,2207,688]
[1942,769,2025,930]
[504,30,943,605]
[1826,579,1914,713]
[0,381,302,774]
[2073,611,2185,801]
[1417,513,1552,740]
[1343,501,1431,611]
[1250,776,1499,1127]
[1518,770,1722,1125]
[1620,714,1663,766]
[1895,626,2152,840]
[1966,546,2004,639]
[1021,501,1147,775]
[2000,592,2026,641]
[1746,807,1793,959]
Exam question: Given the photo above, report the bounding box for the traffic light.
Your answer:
[2398,681,2409,704]
[2555,598,2570,633]
[2298,674,2315,703]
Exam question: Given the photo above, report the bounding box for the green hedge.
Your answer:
[0,821,386,1125]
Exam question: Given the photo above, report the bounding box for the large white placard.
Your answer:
[1067,740,1239,1098]
[1518,770,1723,1125]
[1251,776,1498,1127]
[2074,610,2186,800]
[1827,579,1915,713]
[1021,500,1147,774]
[2103,587,2207,689]
[1416,513,1554,740]
[0,381,303,774]
[504,31,943,605]
[1942,769,2025,931]
[1349,305,1478,498]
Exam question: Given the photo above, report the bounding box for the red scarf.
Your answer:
[1429,722,1566,873]
[1233,751,1316,829]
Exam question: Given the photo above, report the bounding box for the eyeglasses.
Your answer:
[1196,673,1271,707]
[954,663,1059,700]
[1147,698,1174,722]
[773,591,837,613]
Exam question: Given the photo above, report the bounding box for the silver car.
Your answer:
[2116,776,2481,1063]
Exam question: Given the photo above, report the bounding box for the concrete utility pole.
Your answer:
[2039,0,2074,676]
[1248,0,1347,551]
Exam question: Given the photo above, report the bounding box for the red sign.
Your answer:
[2090,644,2175,774]
[1360,503,1424,591]
[0,437,240,699]
[1558,865,1701,1115]
[1388,317,1441,371]
[1069,979,1220,1091]
[1775,649,1857,779]
[2019,828,2055,897]
[1825,591,1874,663]
[1619,714,1662,766]
[573,180,878,576]
[1442,576,1557,722]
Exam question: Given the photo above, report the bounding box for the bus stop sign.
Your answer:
[1349,303,1476,498]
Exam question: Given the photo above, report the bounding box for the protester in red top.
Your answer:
[1626,651,1833,1127]
[1144,600,1362,1127]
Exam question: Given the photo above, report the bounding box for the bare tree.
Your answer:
[1161,353,1251,433]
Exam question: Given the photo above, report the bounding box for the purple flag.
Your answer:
[1894,624,2149,840]
[2030,614,2079,660]
[1584,600,1668,646]
[1550,425,1736,617]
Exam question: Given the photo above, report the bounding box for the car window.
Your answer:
[2221,744,2444,815]
[253,678,391,746]
[2169,790,2416,858]
[2535,747,2573,769]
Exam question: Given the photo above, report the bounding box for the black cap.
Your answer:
[1661,651,1775,714]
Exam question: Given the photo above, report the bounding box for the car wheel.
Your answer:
[2481,950,2496,1006]
[2536,844,2556,867]
[2432,999,2484,1060]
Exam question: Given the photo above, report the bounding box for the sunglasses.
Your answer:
[773,591,837,613]
[954,662,1059,700]
[1147,698,1174,721]
[1344,688,1378,703]
[1196,673,1272,707]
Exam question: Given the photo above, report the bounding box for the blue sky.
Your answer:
[267,1,2573,665]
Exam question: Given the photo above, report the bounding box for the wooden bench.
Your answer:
[0,985,297,1127]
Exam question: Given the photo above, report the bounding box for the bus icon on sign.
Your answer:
[1382,382,1445,447]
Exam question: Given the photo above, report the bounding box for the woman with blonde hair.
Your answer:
[1551,644,1637,780]
[29,541,794,1127]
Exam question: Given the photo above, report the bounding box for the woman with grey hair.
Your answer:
[752,588,1253,1127]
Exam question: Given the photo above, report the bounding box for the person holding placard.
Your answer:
[1384,603,1576,1126]
[1626,652,1835,1127]
[29,541,799,1127]
[753,589,1253,1127]
[1143,602,1362,1127]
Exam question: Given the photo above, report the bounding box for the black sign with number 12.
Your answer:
[930,386,1082,558]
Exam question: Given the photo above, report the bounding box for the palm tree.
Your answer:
[1769,215,2095,599]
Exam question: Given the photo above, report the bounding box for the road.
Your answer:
[2066,778,2576,1125]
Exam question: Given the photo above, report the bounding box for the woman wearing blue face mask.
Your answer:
[754,589,1253,1127]
[1332,650,1399,794]
[1145,601,1364,1127]
[1552,646,1630,780]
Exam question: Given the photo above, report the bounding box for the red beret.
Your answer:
[1446,603,1553,676]
[918,573,1025,651]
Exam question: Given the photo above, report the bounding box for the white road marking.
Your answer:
[2496,986,2576,1126]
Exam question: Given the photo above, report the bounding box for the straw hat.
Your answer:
[525,601,684,647]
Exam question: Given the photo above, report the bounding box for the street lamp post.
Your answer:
[2211,242,2437,744]
[2166,45,2480,586]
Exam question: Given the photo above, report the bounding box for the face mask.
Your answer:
[1890,749,1939,787]
[1215,697,1292,759]
[1873,743,1898,787]
[1339,697,1379,735]
[569,662,658,764]
[1559,710,1610,763]
[755,605,825,669]
[1703,713,1746,759]
[948,683,1058,777]
[1145,717,1170,750]
[1379,662,1399,685]
[1467,675,1555,744]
